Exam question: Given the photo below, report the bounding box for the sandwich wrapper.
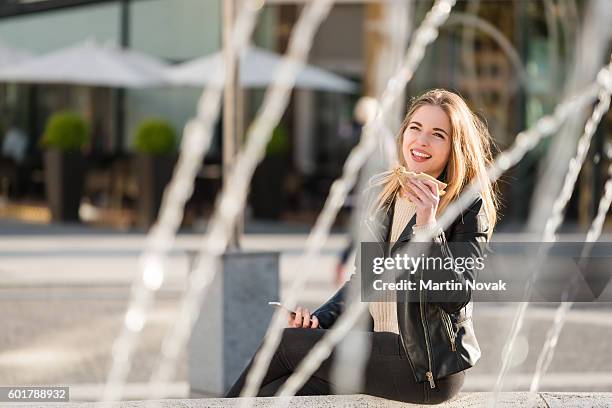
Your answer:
[396,168,447,197]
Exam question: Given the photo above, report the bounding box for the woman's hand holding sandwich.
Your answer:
[402,177,440,226]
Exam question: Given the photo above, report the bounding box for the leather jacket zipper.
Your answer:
[420,267,436,389]
[436,232,456,351]
[440,307,456,351]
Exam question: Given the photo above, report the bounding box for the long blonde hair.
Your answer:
[371,89,499,239]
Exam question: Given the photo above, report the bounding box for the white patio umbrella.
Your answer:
[166,46,358,93]
[0,40,32,68]
[0,40,169,88]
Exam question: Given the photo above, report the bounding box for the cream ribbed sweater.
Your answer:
[368,195,416,334]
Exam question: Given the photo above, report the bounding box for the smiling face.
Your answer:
[401,104,452,179]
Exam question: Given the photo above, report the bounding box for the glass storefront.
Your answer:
[0,0,609,228]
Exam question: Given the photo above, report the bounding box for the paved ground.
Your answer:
[2,393,612,408]
[0,222,611,401]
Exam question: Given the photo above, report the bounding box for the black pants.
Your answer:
[225,328,465,404]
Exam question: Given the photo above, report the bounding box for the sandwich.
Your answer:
[397,168,447,197]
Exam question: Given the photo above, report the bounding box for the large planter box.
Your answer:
[188,250,279,397]
[44,149,85,222]
[134,153,177,229]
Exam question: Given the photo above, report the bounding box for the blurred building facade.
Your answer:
[0,0,610,230]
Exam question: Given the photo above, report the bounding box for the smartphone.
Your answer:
[268,301,297,317]
[268,301,316,323]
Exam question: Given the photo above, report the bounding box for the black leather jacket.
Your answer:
[312,194,490,389]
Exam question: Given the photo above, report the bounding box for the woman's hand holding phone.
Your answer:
[269,302,319,328]
[288,306,319,329]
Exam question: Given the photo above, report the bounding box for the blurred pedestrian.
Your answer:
[2,120,28,164]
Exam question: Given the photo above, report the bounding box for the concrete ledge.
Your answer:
[3,393,611,407]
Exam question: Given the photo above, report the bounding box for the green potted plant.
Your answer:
[132,118,178,228]
[40,111,90,222]
[250,125,290,219]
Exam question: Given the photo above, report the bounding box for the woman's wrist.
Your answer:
[414,212,437,228]
[412,220,438,231]
[411,220,439,242]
